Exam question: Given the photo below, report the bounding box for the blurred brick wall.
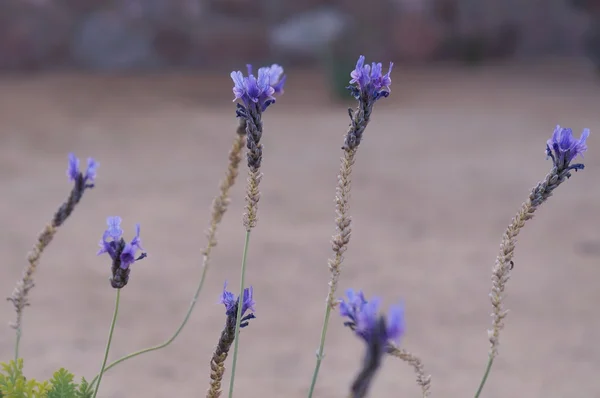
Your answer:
[0,0,596,71]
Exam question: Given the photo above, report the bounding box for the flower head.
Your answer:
[220,282,256,328]
[546,125,589,171]
[97,216,146,270]
[67,153,98,186]
[348,55,393,102]
[231,63,286,113]
[340,289,405,345]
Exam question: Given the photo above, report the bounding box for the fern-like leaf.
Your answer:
[47,369,76,398]
[74,378,93,398]
[0,360,49,398]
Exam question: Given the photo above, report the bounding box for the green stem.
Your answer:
[474,355,494,398]
[307,301,333,398]
[92,288,121,398]
[14,328,21,362]
[228,229,251,398]
[89,267,210,389]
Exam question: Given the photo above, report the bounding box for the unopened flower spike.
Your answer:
[546,125,589,175]
[97,216,147,289]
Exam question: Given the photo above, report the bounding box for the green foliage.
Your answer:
[47,368,75,398]
[0,361,93,398]
[0,359,50,398]
[74,379,93,398]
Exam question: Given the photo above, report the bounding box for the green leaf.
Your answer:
[74,378,93,398]
[0,360,50,398]
[47,369,76,398]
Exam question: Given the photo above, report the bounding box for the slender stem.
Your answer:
[89,267,209,389]
[227,229,251,398]
[474,355,494,398]
[92,288,121,398]
[88,134,246,389]
[14,329,21,362]
[307,303,333,398]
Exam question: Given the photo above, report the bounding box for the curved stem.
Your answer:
[474,355,494,398]
[227,230,251,398]
[307,303,333,398]
[92,288,121,398]
[89,268,209,389]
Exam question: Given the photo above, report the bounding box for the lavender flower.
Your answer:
[97,216,147,288]
[348,55,393,102]
[342,56,393,150]
[231,63,286,171]
[67,153,98,186]
[340,289,405,346]
[231,63,286,114]
[220,282,256,328]
[546,125,590,172]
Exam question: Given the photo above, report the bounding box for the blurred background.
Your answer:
[1,0,600,71]
[2,1,600,398]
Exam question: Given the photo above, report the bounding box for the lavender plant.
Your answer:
[2,57,591,398]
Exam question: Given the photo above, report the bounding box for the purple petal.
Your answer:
[386,304,405,343]
[85,158,98,182]
[67,153,80,181]
[106,216,123,240]
[119,243,137,269]
[231,71,246,100]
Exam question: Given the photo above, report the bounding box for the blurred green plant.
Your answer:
[0,360,93,398]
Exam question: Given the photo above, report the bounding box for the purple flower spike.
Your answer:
[348,55,393,102]
[230,63,285,113]
[546,125,590,171]
[66,153,98,186]
[98,217,146,270]
[220,282,256,328]
[340,289,405,346]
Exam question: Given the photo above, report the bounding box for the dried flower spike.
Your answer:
[477,125,590,398]
[231,63,286,229]
[308,57,393,398]
[97,216,147,289]
[8,153,97,359]
[207,283,256,398]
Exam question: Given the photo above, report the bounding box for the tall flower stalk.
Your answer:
[474,125,589,397]
[227,64,285,398]
[7,153,97,361]
[92,216,147,397]
[87,122,247,386]
[308,55,393,398]
[206,283,255,398]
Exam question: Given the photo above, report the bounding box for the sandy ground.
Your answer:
[1,60,600,398]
